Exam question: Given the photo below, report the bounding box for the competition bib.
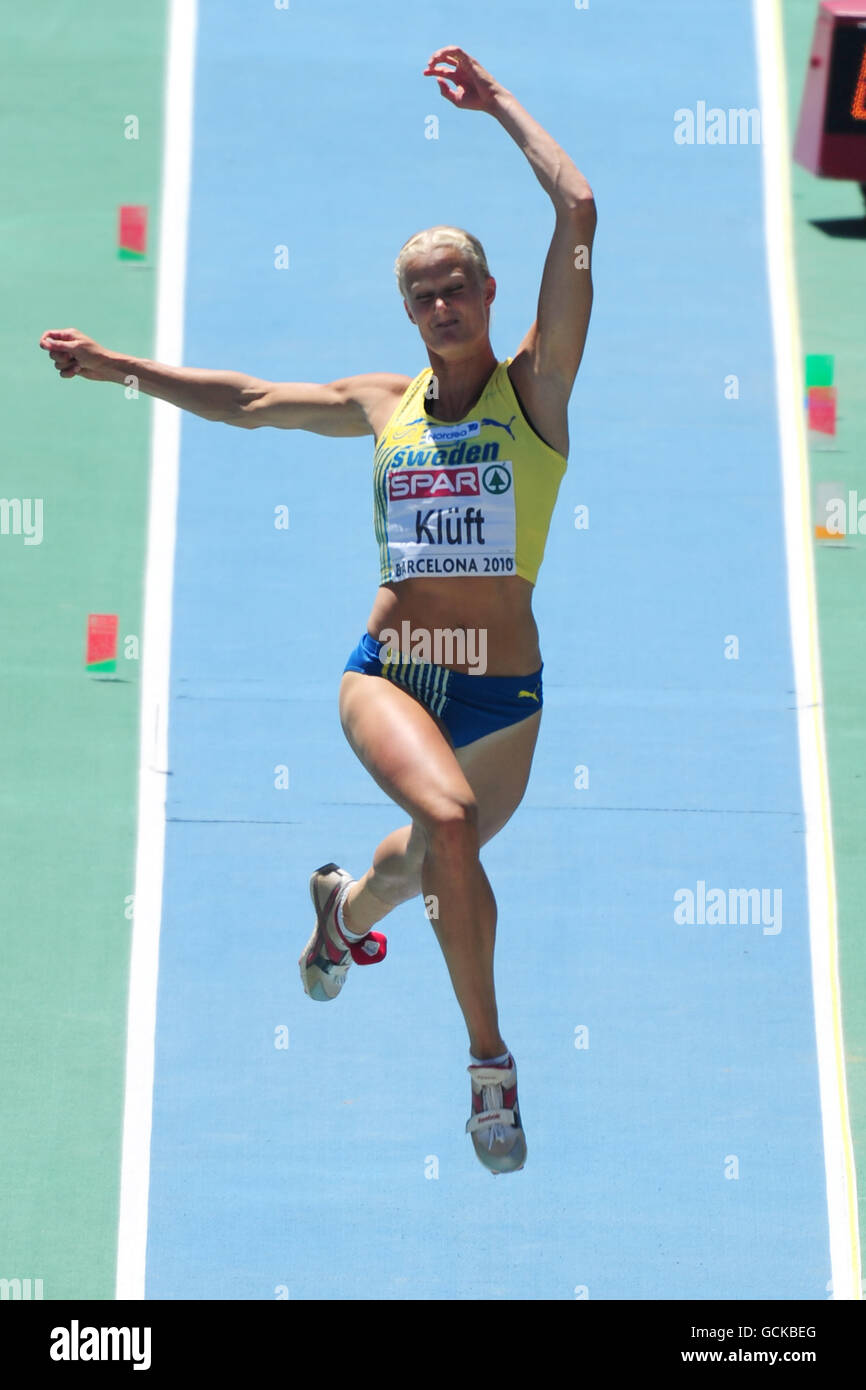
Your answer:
[385,457,517,580]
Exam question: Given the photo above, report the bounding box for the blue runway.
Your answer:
[144,0,831,1298]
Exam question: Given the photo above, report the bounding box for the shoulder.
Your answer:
[335,371,416,443]
[502,354,569,459]
[338,371,414,403]
[337,370,413,424]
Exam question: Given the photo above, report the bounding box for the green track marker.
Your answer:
[805,353,834,387]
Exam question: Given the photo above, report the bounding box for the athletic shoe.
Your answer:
[299,862,387,1002]
[466,1053,527,1174]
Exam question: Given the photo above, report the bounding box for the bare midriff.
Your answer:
[365,574,541,677]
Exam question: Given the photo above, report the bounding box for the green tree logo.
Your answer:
[482,464,511,495]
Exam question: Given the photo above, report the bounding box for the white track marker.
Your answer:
[754,0,861,1300]
[116,0,198,1301]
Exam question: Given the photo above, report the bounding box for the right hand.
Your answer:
[423,47,505,113]
[39,328,116,381]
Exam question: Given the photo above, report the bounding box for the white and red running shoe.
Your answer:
[299,862,387,1002]
[466,1053,527,1174]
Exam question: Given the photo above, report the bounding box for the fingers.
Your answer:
[40,330,81,377]
[42,337,82,365]
[425,59,459,80]
[424,46,468,76]
[424,46,485,107]
[435,78,461,105]
[423,53,463,100]
[41,328,90,379]
[40,329,78,349]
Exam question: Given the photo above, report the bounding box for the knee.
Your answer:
[421,797,479,857]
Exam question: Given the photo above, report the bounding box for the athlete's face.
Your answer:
[401,250,495,354]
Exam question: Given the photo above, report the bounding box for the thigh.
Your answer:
[455,710,542,845]
[339,673,541,851]
[339,671,476,828]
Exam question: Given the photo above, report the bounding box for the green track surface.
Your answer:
[0,5,165,1299]
[783,1,866,1270]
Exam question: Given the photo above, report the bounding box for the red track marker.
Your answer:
[118,205,148,260]
[86,614,119,673]
[807,386,837,435]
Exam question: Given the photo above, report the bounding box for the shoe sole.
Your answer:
[472,1136,527,1175]
[468,1059,527,1174]
[299,862,351,1001]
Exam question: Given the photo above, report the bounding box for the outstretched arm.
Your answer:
[425,48,596,432]
[39,329,407,436]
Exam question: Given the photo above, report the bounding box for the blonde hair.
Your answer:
[394,225,490,297]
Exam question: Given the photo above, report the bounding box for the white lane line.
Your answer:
[115,0,198,1301]
[753,0,862,1301]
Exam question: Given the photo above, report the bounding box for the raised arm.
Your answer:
[39,328,409,437]
[424,48,596,451]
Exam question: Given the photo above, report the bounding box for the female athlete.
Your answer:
[40,46,596,1174]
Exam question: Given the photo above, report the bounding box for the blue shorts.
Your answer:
[343,631,543,748]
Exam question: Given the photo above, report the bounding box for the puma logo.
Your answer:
[517,684,540,702]
[481,414,517,440]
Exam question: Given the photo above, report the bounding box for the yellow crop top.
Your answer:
[372,358,567,586]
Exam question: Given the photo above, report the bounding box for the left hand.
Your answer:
[423,47,504,112]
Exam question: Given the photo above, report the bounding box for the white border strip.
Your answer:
[115,0,198,1301]
[753,0,861,1300]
